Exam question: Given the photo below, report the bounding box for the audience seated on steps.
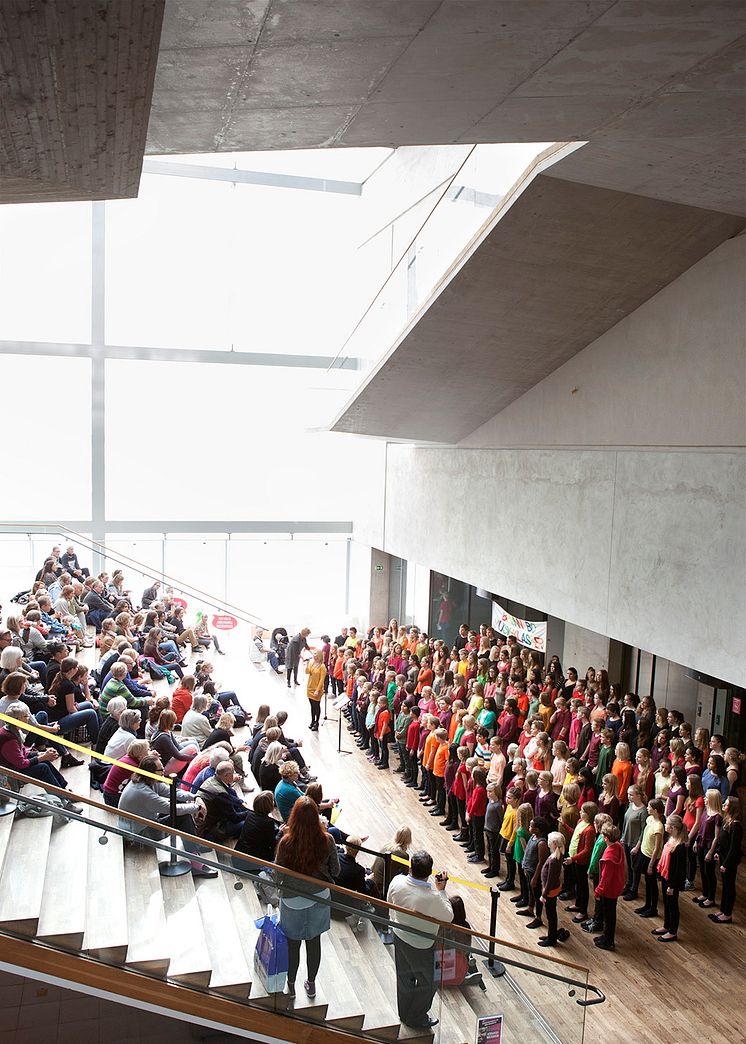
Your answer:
[103,738,149,808]
[103,708,142,761]
[0,702,82,812]
[181,693,213,747]
[117,752,217,878]
[198,759,251,841]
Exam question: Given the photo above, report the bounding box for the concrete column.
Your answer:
[369,549,392,626]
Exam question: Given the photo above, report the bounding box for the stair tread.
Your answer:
[194,871,252,994]
[316,917,367,1028]
[37,815,89,948]
[83,810,128,961]
[0,814,15,876]
[329,920,403,1039]
[160,861,212,986]
[222,869,328,1016]
[124,845,170,975]
[0,812,53,935]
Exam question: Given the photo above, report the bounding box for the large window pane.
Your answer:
[0,202,91,343]
[105,176,234,350]
[163,536,227,606]
[104,537,164,603]
[0,356,91,520]
[228,537,347,633]
[105,359,380,521]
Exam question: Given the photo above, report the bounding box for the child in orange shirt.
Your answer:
[428,729,450,818]
[419,716,439,807]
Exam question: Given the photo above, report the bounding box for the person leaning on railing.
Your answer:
[117,753,217,878]
[0,702,82,812]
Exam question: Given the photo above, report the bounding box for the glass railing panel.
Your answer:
[0,773,597,1043]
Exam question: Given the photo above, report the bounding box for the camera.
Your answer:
[434,871,448,884]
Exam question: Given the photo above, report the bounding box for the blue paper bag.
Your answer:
[254,907,289,993]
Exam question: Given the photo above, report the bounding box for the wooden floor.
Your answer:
[11,631,746,1044]
[201,642,746,1044]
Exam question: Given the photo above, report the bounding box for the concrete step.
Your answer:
[83,811,128,963]
[0,813,53,936]
[159,857,212,988]
[124,844,171,977]
[328,919,403,1042]
[222,869,329,1020]
[194,870,252,999]
[37,814,89,949]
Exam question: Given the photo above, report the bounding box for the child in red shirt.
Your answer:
[466,766,489,863]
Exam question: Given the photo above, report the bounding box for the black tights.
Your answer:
[287,935,321,985]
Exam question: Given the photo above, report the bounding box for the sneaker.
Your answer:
[304,980,316,998]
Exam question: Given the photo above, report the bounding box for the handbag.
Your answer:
[254,905,288,993]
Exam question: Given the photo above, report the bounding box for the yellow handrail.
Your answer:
[0,711,172,785]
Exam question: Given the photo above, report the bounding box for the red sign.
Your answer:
[172,597,188,609]
[212,614,237,630]
[733,697,741,715]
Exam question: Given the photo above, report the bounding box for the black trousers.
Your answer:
[662,886,680,935]
[287,935,321,984]
[434,777,445,814]
[379,733,391,768]
[574,867,590,916]
[699,850,717,901]
[643,859,659,912]
[598,896,617,945]
[485,829,501,873]
[393,936,436,1028]
[408,750,419,786]
[472,815,485,860]
[686,839,697,883]
[500,840,515,886]
[286,661,299,686]
[544,895,558,941]
[720,864,738,915]
[518,865,529,905]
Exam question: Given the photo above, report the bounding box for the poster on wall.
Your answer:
[475,1013,503,1044]
[492,602,547,652]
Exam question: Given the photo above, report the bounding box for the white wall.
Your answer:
[356,239,746,687]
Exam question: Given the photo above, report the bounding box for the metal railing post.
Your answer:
[484,886,505,977]
[158,773,192,877]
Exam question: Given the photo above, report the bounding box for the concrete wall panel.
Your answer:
[607,450,745,688]
[380,444,745,687]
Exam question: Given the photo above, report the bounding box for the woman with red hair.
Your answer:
[275,796,340,999]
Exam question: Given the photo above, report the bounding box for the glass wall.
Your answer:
[0,355,92,521]
[0,202,92,343]
[104,358,377,521]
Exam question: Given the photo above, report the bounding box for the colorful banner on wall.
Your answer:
[493,602,547,652]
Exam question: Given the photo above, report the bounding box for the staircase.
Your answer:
[0,780,524,1044]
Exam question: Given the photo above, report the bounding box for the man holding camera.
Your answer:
[386,850,454,1030]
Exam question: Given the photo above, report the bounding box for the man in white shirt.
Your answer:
[386,850,454,1030]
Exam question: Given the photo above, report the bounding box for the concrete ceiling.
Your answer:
[0,0,164,204]
[146,0,746,215]
[330,175,744,442]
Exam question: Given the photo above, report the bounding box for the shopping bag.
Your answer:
[254,906,288,993]
[434,944,467,986]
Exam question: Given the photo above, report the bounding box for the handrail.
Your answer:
[0,765,594,980]
[60,524,265,627]
[1,522,265,629]
[1,781,602,1005]
[0,711,172,785]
